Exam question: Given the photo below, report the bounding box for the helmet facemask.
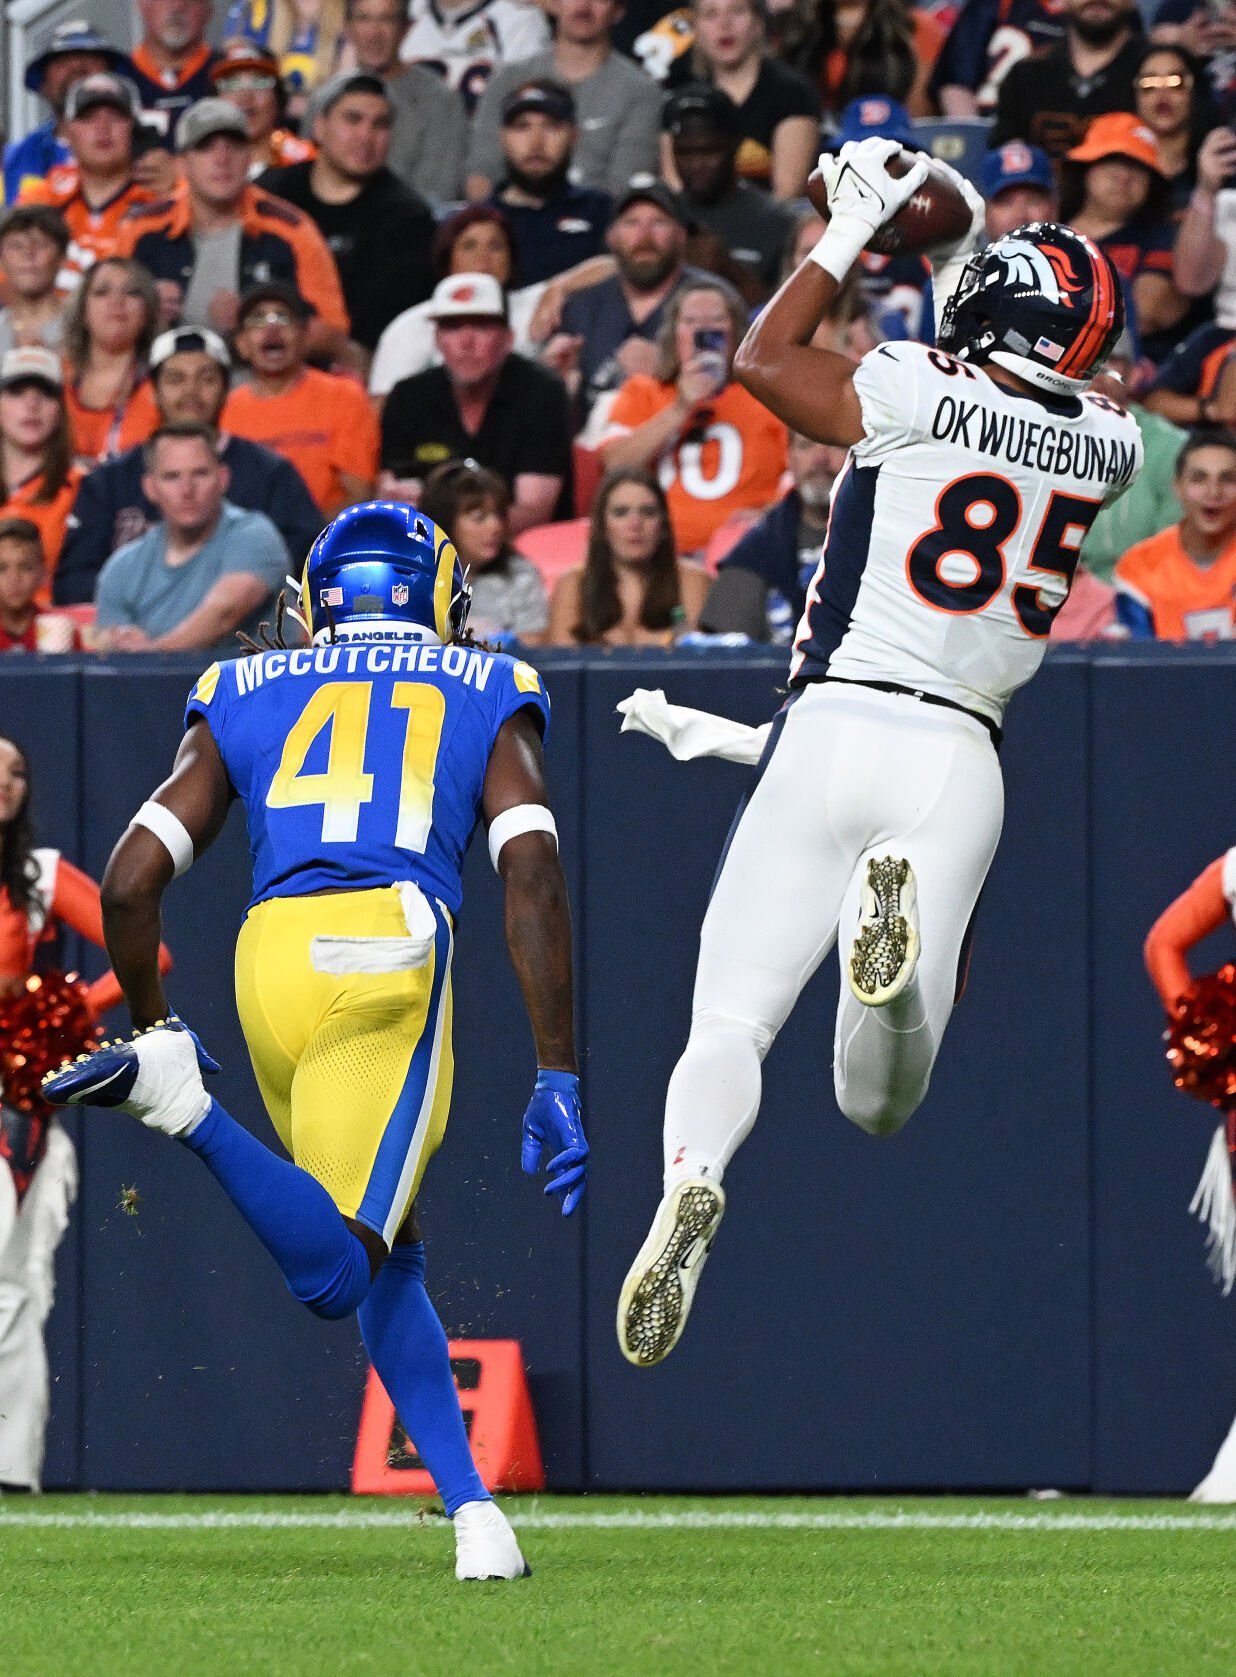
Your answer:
[936,223,1124,396]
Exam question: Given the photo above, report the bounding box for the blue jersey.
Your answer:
[3,121,71,204]
[184,638,550,914]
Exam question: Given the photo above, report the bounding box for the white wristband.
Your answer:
[131,800,194,878]
[488,804,558,871]
[807,214,871,284]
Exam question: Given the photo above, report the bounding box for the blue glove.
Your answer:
[520,1069,588,1216]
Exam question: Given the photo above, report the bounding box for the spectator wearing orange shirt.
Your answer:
[599,276,785,556]
[0,348,82,596]
[115,98,350,361]
[62,258,161,468]
[19,73,160,289]
[223,281,378,515]
[1115,430,1236,639]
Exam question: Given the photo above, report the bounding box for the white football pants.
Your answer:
[0,1123,77,1491]
[663,682,1004,1187]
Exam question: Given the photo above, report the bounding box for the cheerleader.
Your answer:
[0,734,169,1490]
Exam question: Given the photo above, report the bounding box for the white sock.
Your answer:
[662,1017,767,1192]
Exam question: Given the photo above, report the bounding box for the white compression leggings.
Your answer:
[663,682,1005,1189]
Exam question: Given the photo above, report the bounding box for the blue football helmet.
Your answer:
[293,501,471,645]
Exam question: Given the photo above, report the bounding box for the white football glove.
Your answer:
[920,156,986,328]
[816,138,931,240]
[920,155,985,268]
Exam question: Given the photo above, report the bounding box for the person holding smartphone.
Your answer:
[598,275,787,555]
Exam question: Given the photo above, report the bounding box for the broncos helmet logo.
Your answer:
[986,237,1087,310]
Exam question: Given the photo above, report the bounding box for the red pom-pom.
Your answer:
[0,970,101,1116]
[1167,964,1236,1112]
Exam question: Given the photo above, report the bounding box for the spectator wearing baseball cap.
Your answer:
[115,97,349,361]
[341,0,469,203]
[0,347,83,592]
[547,176,715,420]
[486,78,612,286]
[0,207,69,360]
[211,42,316,177]
[257,71,436,356]
[663,84,795,301]
[4,22,129,204]
[19,74,160,286]
[223,282,379,515]
[127,0,220,134]
[466,0,662,201]
[380,271,575,533]
[1059,111,1187,361]
[827,94,915,153]
[54,324,322,608]
[223,0,347,108]
[981,141,1057,243]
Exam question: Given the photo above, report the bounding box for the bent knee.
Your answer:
[690,1008,776,1060]
[835,1085,922,1137]
[297,1289,360,1322]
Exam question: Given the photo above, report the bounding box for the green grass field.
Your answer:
[3,1495,1236,1676]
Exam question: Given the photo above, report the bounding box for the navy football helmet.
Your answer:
[293,501,471,645]
[937,222,1124,395]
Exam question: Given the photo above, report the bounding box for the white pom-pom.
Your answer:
[1189,1123,1236,1295]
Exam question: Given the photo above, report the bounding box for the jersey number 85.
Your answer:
[906,475,1103,637]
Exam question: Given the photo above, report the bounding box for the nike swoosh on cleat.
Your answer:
[73,1063,131,1097]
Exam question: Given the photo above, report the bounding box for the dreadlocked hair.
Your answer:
[236,589,295,654]
[235,591,497,655]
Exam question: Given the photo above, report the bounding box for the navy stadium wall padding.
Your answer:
[8,645,1236,1493]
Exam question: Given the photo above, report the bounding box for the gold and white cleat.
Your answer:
[847,856,920,1006]
[617,1178,726,1368]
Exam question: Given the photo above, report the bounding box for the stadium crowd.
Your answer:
[4,0,1236,655]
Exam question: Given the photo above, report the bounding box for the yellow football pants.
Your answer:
[234,886,454,1245]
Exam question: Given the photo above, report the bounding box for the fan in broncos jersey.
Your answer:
[616,137,1142,1369]
[399,0,550,110]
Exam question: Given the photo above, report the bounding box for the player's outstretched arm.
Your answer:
[100,719,234,1030]
[483,709,587,1215]
[733,138,928,447]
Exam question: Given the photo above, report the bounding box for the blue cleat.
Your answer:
[42,1018,220,1137]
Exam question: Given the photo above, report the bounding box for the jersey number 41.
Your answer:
[267,680,444,850]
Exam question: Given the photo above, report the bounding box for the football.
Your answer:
[807,149,973,259]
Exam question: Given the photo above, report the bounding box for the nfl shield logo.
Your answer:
[392,582,409,606]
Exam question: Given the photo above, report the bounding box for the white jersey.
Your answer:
[790,340,1143,726]
[399,0,550,109]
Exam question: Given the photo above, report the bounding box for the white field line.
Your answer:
[2,1509,1236,1533]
